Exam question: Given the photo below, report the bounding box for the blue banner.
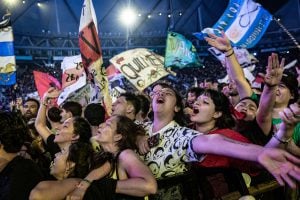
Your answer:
[194,0,272,48]
[0,15,16,85]
[0,41,14,56]
[165,32,199,69]
[0,71,16,85]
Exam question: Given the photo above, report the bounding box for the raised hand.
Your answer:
[205,32,232,52]
[279,102,300,129]
[257,148,300,188]
[264,53,285,87]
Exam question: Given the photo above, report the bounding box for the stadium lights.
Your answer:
[120,7,137,27]
[4,0,17,5]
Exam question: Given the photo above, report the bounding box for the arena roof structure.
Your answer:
[0,0,299,62]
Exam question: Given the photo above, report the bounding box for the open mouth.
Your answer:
[156,98,165,104]
[193,108,199,114]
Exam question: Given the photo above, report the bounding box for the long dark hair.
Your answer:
[67,141,93,178]
[72,116,92,143]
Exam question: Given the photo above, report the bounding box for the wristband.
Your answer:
[225,51,234,57]
[224,47,232,53]
[273,133,292,144]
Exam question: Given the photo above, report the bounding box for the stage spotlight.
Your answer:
[158,12,162,16]
[147,14,152,18]
[37,2,41,7]
[120,8,137,26]
[179,12,182,16]
[22,0,26,4]
[167,14,171,18]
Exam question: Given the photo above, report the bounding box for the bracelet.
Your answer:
[225,51,234,57]
[82,178,92,185]
[273,133,292,144]
[224,47,232,53]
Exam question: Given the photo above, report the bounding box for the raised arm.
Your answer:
[205,33,253,98]
[265,102,300,156]
[116,149,157,196]
[192,133,300,188]
[35,87,60,143]
[256,53,285,135]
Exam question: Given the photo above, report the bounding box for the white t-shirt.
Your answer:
[142,121,204,179]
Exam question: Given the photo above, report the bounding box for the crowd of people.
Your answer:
[0,33,300,200]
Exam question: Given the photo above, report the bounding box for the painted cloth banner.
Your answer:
[33,71,61,99]
[79,0,111,115]
[194,0,272,48]
[208,47,258,69]
[165,32,199,68]
[57,55,87,105]
[0,72,16,85]
[0,14,16,85]
[106,64,120,80]
[208,47,256,83]
[110,48,169,91]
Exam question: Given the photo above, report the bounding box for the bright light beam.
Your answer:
[120,8,137,27]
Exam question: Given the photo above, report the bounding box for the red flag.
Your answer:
[106,64,120,79]
[79,0,112,115]
[33,71,61,99]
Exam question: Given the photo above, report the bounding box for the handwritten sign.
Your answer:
[110,48,169,91]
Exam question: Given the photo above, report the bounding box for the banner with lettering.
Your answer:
[110,48,169,91]
[0,13,16,85]
[79,0,112,115]
[165,32,200,68]
[57,55,87,105]
[194,0,272,48]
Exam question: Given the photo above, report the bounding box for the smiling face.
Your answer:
[54,117,76,144]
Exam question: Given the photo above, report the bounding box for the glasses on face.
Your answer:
[150,88,175,98]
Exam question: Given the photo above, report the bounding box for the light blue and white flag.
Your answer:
[0,13,16,85]
[165,32,200,68]
[194,0,272,48]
